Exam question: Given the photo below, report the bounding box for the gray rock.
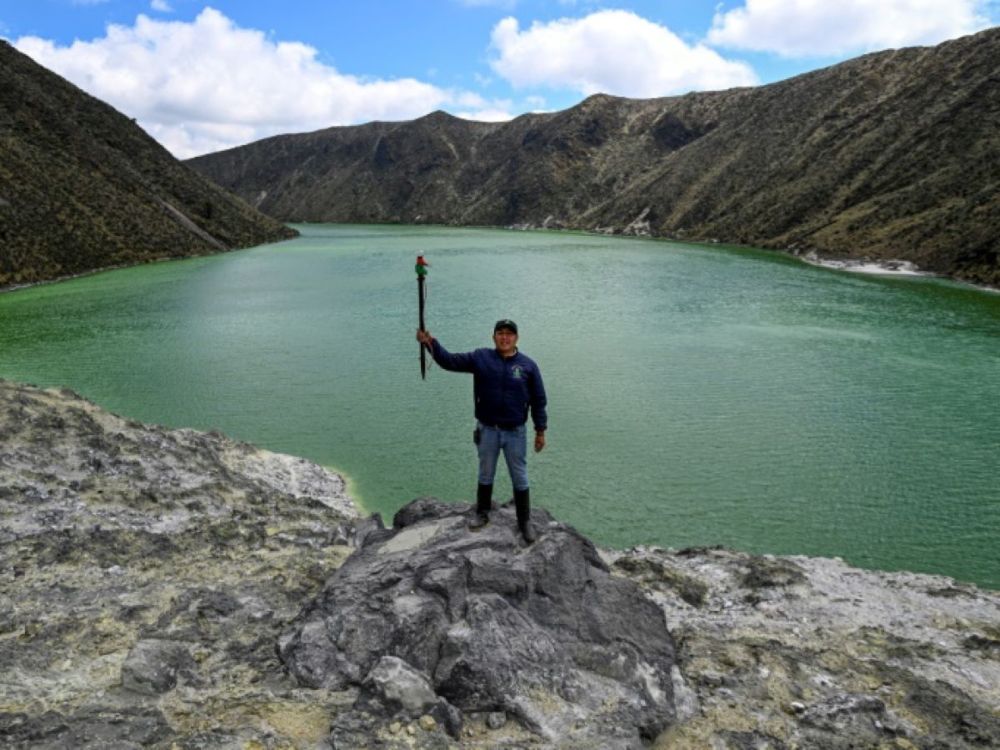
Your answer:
[800,693,887,731]
[0,704,171,750]
[429,697,464,738]
[121,639,195,695]
[364,656,438,715]
[486,711,507,729]
[280,497,677,747]
[670,664,700,722]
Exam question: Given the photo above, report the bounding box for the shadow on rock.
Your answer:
[279,497,677,748]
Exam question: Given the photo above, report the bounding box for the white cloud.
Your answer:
[150,0,173,12]
[14,8,509,158]
[449,90,515,121]
[489,10,758,98]
[456,106,516,121]
[707,0,992,57]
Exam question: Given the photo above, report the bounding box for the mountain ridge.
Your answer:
[0,40,297,289]
[188,28,1000,287]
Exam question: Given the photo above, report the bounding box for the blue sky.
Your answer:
[4,0,997,158]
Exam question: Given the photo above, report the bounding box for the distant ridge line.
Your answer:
[188,27,1000,288]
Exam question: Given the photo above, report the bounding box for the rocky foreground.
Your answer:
[1,380,998,749]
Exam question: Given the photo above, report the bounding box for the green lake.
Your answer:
[2,224,998,588]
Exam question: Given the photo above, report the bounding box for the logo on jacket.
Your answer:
[511,365,524,379]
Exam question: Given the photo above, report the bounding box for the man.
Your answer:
[416,319,547,542]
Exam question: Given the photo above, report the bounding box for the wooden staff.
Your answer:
[416,255,429,379]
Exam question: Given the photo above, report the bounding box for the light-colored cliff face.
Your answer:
[1,380,998,749]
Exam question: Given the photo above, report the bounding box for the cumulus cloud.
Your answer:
[707,0,992,57]
[448,91,516,121]
[14,8,508,158]
[150,0,173,12]
[489,10,758,98]
[456,106,517,121]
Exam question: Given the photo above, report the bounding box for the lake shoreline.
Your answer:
[504,221,1000,292]
[3,222,998,296]
[2,376,994,593]
[0,256,193,296]
[0,234,300,296]
[800,253,1000,293]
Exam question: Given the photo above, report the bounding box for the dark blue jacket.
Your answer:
[429,340,547,432]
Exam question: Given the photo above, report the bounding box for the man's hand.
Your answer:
[416,329,434,346]
[534,431,546,453]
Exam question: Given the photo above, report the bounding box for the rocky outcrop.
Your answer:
[611,547,1000,749]
[0,41,297,289]
[188,28,1000,287]
[0,379,358,748]
[2,379,998,749]
[279,497,677,748]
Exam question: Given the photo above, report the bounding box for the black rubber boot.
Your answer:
[468,483,492,531]
[514,488,536,543]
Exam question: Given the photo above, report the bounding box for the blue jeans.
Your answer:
[477,423,529,491]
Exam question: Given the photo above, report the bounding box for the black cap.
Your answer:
[494,319,518,334]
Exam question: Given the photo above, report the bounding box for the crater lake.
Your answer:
[2,224,998,588]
